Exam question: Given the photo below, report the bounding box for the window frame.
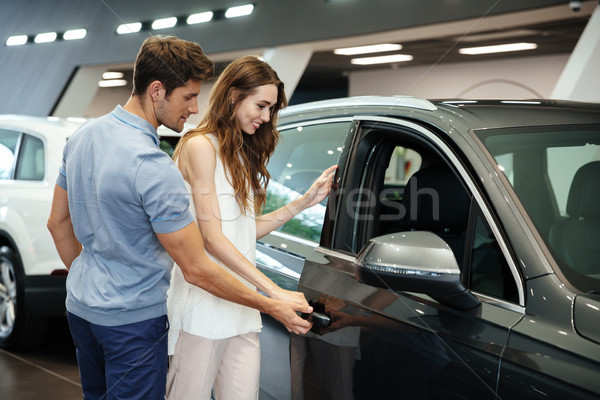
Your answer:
[338,116,525,308]
[0,129,24,180]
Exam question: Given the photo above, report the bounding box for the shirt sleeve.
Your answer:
[56,143,68,190]
[136,151,194,234]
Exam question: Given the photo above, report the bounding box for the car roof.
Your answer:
[0,114,86,139]
[0,115,193,140]
[279,96,600,130]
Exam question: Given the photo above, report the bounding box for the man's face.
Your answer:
[155,80,201,133]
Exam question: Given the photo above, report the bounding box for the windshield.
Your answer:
[477,125,600,293]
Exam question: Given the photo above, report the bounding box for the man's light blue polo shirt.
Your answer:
[56,105,194,326]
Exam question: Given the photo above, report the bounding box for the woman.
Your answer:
[166,55,337,399]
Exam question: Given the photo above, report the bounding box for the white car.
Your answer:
[0,114,184,349]
[0,115,84,348]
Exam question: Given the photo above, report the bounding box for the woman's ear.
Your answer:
[229,87,239,105]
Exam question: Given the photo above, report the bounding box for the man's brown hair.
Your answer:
[132,35,214,97]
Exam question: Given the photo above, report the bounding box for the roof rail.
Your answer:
[282,96,437,115]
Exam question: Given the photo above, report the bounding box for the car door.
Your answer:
[256,118,354,399]
[291,117,526,399]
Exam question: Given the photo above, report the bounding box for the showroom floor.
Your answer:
[0,317,286,400]
[0,318,82,400]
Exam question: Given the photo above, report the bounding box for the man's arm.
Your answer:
[47,185,82,269]
[156,223,313,335]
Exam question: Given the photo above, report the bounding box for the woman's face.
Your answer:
[234,84,278,135]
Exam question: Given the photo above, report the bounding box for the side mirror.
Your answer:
[355,231,480,310]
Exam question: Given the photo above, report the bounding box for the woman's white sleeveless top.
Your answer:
[167,134,261,354]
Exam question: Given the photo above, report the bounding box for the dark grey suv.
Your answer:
[255,97,600,399]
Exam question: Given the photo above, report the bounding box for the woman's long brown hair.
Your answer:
[173,55,287,214]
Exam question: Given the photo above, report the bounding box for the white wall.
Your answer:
[349,53,571,99]
[84,81,214,127]
[85,52,582,121]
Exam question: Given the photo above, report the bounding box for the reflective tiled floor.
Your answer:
[0,316,290,400]
[0,318,82,400]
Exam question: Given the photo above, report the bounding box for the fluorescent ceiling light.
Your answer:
[102,71,124,80]
[117,22,142,35]
[334,43,402,55]
[459,42,537,55]
[98,79,128,88]
[351,54,413,65]
[34,32,57,43]
[187,11,213,24]
[225,4,254,18]
[63,29,87,40]
[459,29,538,42]
[152,17,177,30]
[6,35,28,46]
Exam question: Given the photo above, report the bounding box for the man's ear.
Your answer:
[148,81,164,102]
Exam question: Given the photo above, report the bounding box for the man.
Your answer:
[47,35,312,400]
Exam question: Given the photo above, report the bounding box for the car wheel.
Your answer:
[0,246,48,349]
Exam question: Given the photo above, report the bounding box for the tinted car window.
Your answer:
[15,134,44,181]
[353,126,520,303]
[264,121,350,242]
[469,209,518,302]
[0,129,20,179]
[477,126,600,292]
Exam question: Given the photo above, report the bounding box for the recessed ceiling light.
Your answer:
[152,17,177,30]
[225,4,254,18]
[117,22,142,35]
[459,42,537,55]
[6,35,28,46]
[187,11,213,24]
[98,79,128,88]
[351,54,413,65]
[334,43,402,56]
[458,29,538,42]
[63,29,87,40]
[102,72,124,80]
[34,32,57,44]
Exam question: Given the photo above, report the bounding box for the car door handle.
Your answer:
[301,311,331,327]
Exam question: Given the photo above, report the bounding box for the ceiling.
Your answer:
[98,5,595,103]
[297,16,591,91]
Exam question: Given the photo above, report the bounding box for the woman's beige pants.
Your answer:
[166,330,260,400]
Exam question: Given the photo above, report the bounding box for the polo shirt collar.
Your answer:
[110,105,160,146]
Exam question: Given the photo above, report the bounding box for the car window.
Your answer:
[159,137,178,157]
[0,129,20,179]
[469,209,519,302]
[264,121,351,242]
[384,146,422,185]
[478,126,600,292]
[15,134,45,181]
[353,127,520,304]
[547,145,600,216]
[378,145,423,235]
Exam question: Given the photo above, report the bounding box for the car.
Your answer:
[0,115,85,349]
[254,96,600,399]
[0,114,184,349]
